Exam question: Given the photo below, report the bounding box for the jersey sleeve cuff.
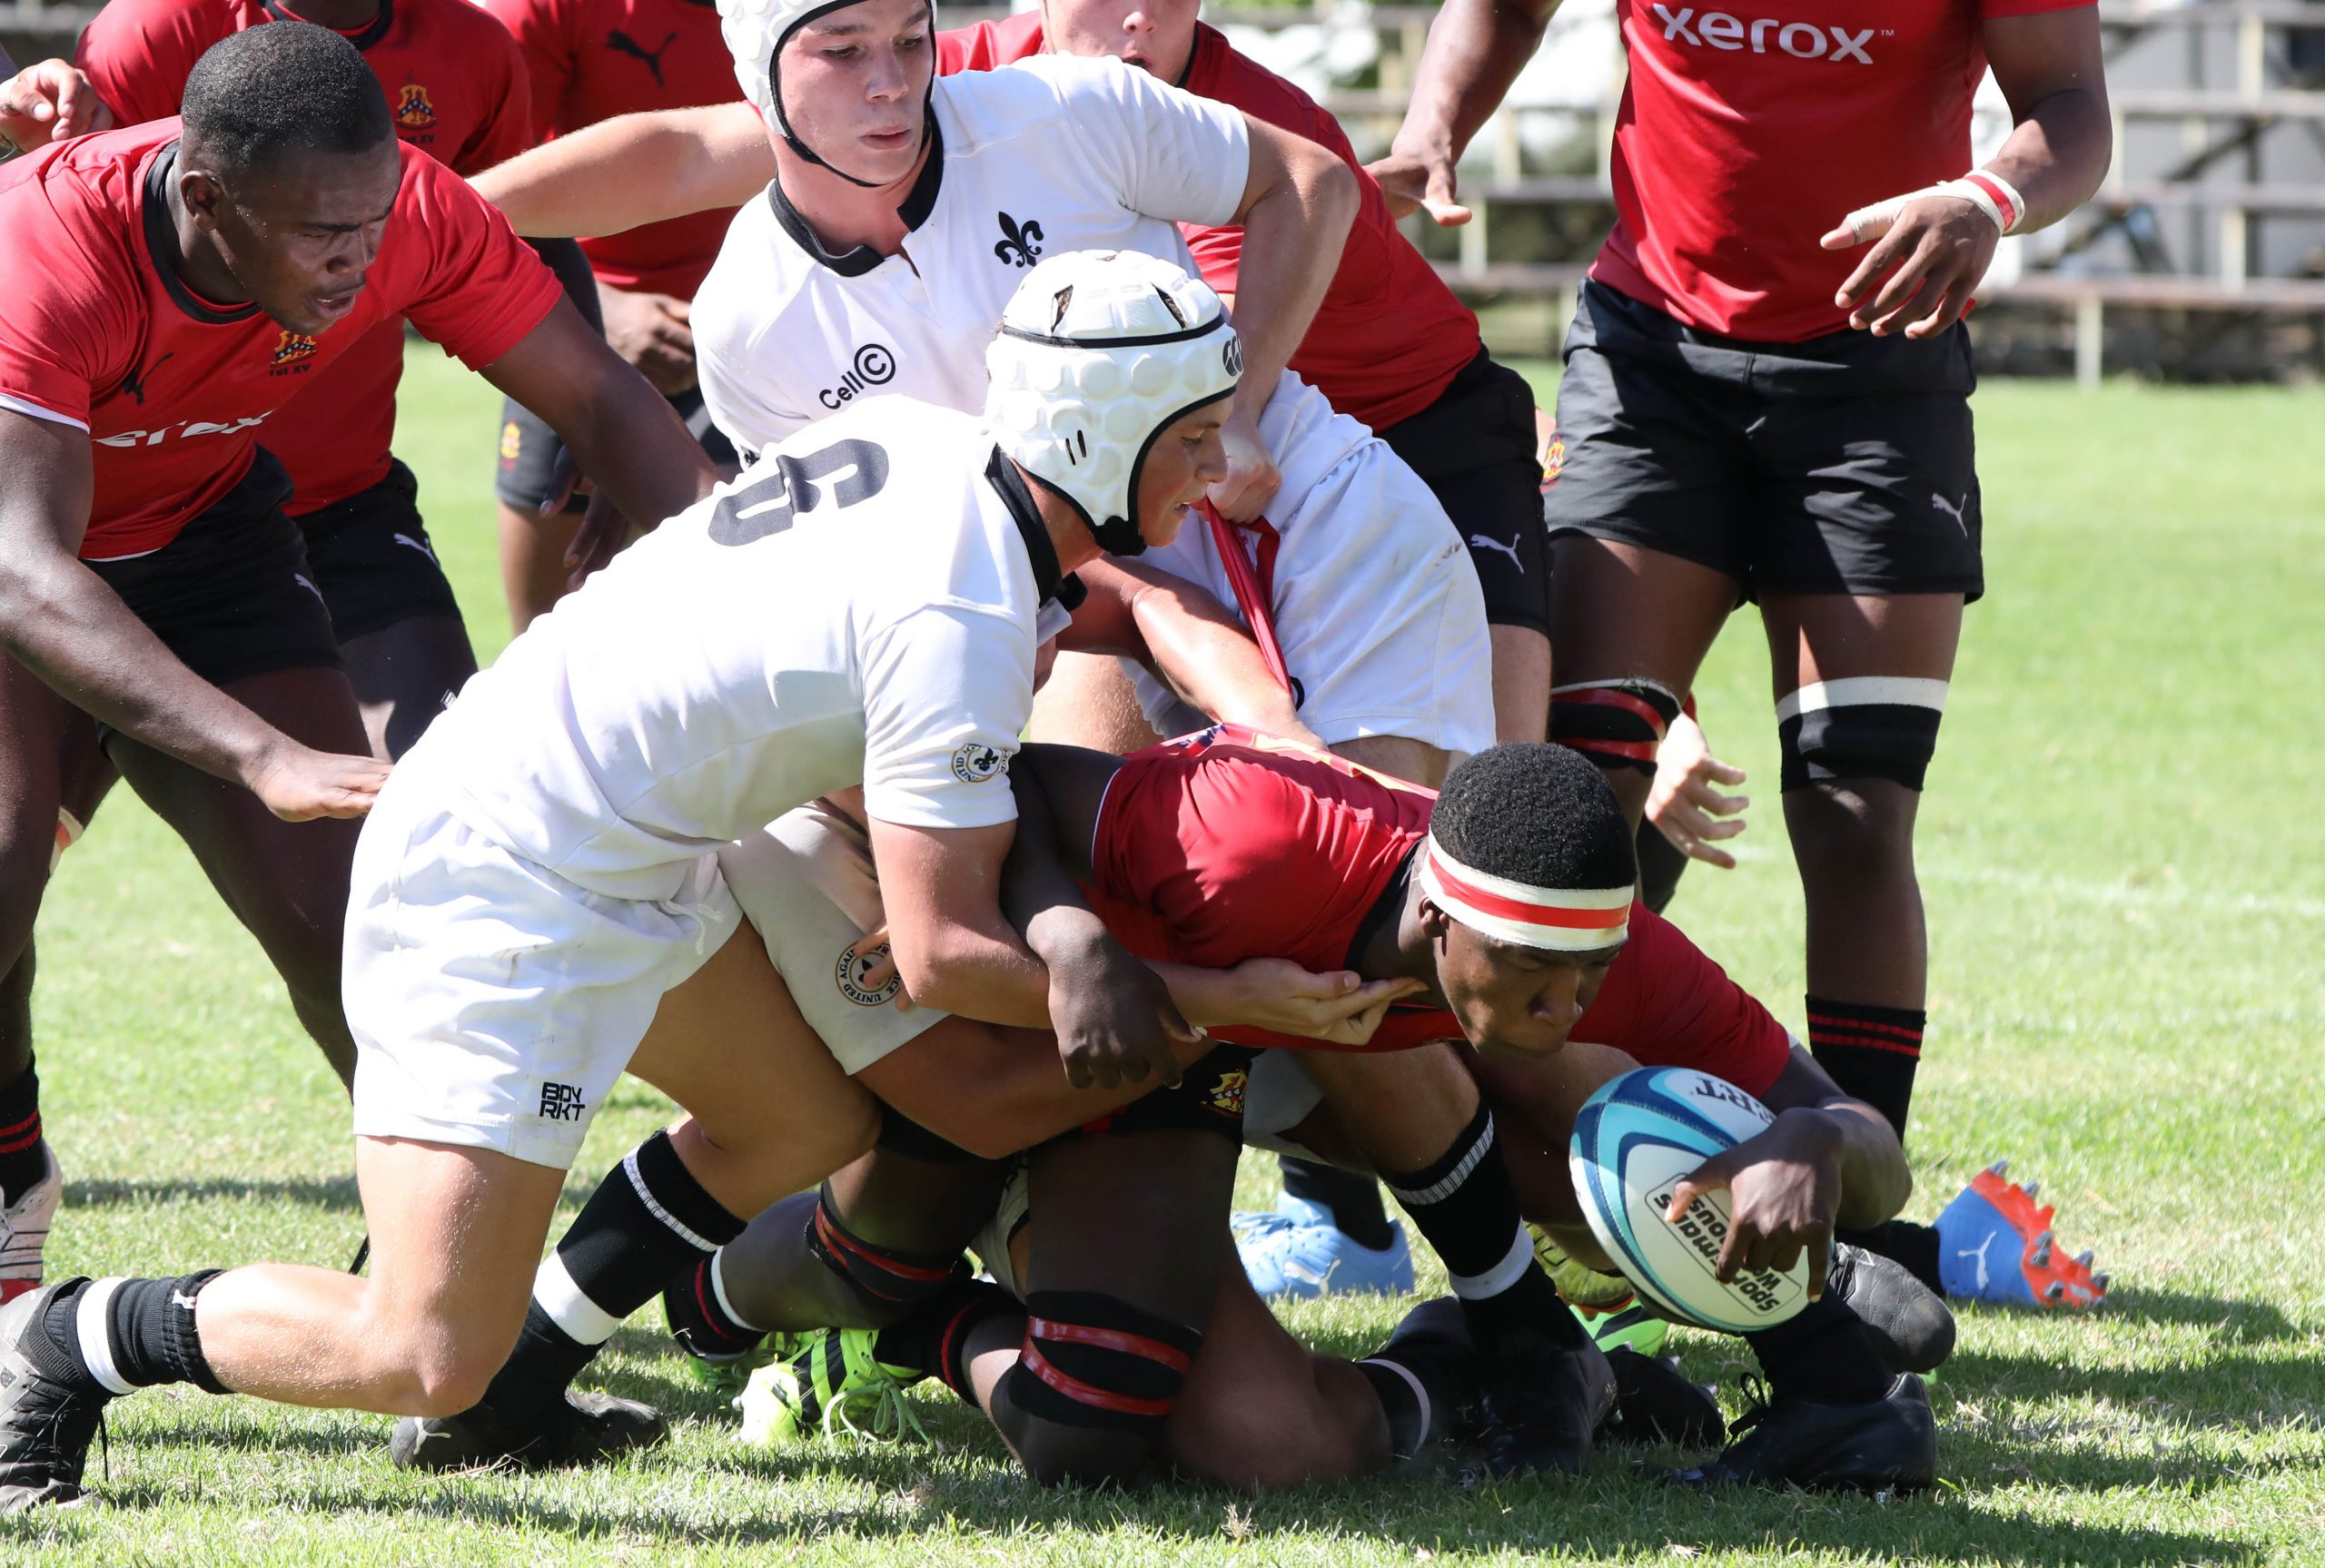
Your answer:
[0,390,91,431]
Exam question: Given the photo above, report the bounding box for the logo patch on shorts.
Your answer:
[500,421,523,463]
[1208,1068,1248,1119]
[836,938,901,1008]
[949,742,1011,784]
[538,1081,589,1121]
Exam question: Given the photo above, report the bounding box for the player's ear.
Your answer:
[1416,895,1453,942]
[178,169,227,231]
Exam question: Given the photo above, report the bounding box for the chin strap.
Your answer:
[770,76,933,191]
[1081,510,1148,557]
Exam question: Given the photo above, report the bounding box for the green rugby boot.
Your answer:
[737,1327,928,1446]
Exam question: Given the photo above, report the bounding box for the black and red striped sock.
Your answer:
[875,1276,1015,1401]
[0,1057,43,1206]
[668,1250,766,1360]
[1806,996,1924,1143]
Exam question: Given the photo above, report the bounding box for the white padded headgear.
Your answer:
[718,0,922,184]
[984,250,1242,556]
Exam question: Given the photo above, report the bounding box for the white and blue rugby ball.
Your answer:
[1568,1067,1813,1335]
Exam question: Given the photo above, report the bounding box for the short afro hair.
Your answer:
[180,24,393,177]
[1428,743,1637,896]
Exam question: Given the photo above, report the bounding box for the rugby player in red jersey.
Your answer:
[77,0,538,760]
[1374,0,2113,1308]
[660,732,1939,1492]
[0,25,716,1306]
[480,0,746,629]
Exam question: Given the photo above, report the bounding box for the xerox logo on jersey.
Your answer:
[394,83,437,133]
[270,331,320,373]
[818,342,896,409]
[94,416,269,449]
[950,742,1011,784]
[1649,5,1877,63]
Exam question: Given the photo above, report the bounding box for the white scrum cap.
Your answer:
[984,249,1242,556]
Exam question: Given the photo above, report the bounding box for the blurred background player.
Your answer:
[1371,0,2112,1313]
[480,0,746,629]
[0,24,715,1309]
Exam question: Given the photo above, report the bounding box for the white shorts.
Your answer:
[345,771,742,1171]
[717,802,946,1077]
[1240,1050,1328,1155]
[1133,372,1496,758]
[969,1159,1034,1302]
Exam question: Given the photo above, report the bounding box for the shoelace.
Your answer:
[822,1371,930,1446]
[1726,1374,1774,1440]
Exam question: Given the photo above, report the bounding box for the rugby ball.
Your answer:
[1568,1067,1814,1334]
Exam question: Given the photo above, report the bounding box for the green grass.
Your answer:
[8,348,2323,1564]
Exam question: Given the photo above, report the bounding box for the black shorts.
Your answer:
[1064,1045,1258,1145]
[1378,348,1551,635]
[493,384,738,514]
[1543,281,1984,600]
[85,449,341,688]
[296,459,464,643]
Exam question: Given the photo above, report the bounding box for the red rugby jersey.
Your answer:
[1595,0,2092,342]
[1086,725,1790,1096]
[0,122,564,559]
[76,0,535,512]
[938,15,1480,432]
[480,0,738,300]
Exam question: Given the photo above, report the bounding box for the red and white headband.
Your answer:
[1418,835,1631,952]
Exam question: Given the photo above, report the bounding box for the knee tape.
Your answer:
[1550,678,1683,775]
[806,1192,969,1307]
[1776,677,1947,792]
[1001,1290,1202,1435]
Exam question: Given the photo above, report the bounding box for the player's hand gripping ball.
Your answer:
[1569,1067,1815,1334]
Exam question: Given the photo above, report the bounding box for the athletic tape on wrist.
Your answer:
[1843,167,2027,242]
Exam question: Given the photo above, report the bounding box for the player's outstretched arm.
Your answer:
[1823,5,2109,337]
[1209,119,1359,519]
[470,103,773,240]
[1662,1047,1912,1299]
[0,412,386,819]
[479,299,721,577]
[1370,0,1561,226]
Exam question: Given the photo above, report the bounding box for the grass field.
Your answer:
[5,346,2322,1565]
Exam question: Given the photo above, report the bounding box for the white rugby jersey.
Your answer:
[404,399,1073,902]
[696,54,1251,456]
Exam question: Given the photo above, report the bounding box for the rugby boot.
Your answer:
[1475,1326,1616,1478]
[1529,1223,1670,1356]
[0,1279,111,1511]
[1936,1162,2108,1309]
[1830,1242,1956,1374]
[1238,1195,1414,1301]
[736,1328,927,1446]
[0,1148,62,1306]
[390,1387,667,1473]
[1674,1373,1936,1494]
[1600,1346,1722,1448]
[1365,1295,1483,1456]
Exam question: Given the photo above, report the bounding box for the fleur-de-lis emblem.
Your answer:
[994,212,1044,268]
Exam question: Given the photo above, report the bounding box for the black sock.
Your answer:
[491,1130,747,1421]
[668,1249,767,1359]
[1360,1297,1478,1460]
[1806,995,1924,1142]
[42,1270,230,1395]
[1839,1218,1944,1297]
[0,1055,45,1206]
[1280,1157,1396,1250]
[1742,1294,1892,1405]
[1381,1106,1583,1355]
[874,1276,1014,1399]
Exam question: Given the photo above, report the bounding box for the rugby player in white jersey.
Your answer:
[472,0,1497,785]
[0,251,1384,1507]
